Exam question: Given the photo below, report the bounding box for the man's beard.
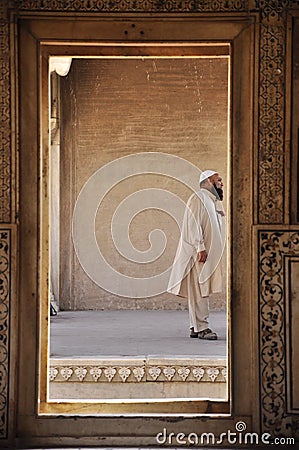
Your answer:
[212,183,224,201]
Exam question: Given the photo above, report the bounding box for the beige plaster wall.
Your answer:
[59,57,229,310]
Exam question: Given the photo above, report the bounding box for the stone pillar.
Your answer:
[50,72,60,311]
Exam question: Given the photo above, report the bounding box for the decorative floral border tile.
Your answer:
[49,359,227,383]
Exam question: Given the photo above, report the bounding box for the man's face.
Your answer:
[210,173,223,189]
[209,173,224,200]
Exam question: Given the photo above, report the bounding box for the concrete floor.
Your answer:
[50,310,227,358]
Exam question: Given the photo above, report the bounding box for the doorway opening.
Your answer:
[43,44,231,411]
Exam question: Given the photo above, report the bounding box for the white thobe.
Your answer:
[167,188,225,332]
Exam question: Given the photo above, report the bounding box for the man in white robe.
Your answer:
[167,170,225,340]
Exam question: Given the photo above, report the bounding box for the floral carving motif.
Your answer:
[221,368,227,380]
[0,3,11,223]
[118,367,131,382]
[133,367,145,382]
[0,229,10,438]
[90,367,102,381]
[60,367,73,381]
[104,367,116,382]
[148,367,161,380]
[177,367,190,381]
[0,234,9,303]
[75,367,87,381]
[49,363,226,383]
[162,367,176,381]
[258,23,286,223]
[16,0,248,13]
[192,367,205,381]
[49,368,58,381]
[206,367,220,382]
[257,0,289,22]
[259,230,299,436]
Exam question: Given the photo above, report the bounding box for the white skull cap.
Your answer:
[199,170,217,184]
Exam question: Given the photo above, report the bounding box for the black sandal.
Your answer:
[198,328,218,340]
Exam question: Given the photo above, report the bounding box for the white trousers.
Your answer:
[186,263,209,332]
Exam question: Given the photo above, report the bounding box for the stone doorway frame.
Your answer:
[1,1,298,447]
[18,13,251,437]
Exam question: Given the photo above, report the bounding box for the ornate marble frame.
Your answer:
[0,229,12,438]
[1,0,299,445]
[257,227,299,440]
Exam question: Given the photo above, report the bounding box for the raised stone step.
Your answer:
[49,357,227,400]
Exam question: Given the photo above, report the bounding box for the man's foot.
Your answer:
[190,327,199,338]
[198,328,218,340]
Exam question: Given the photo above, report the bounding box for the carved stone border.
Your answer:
[16,0,248,13]
[258,229,299,439]
[258,17,287,223]
[0,229,11,439]
[49,359,227,383]
[0,1,11,223]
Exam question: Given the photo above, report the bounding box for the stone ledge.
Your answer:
[49,357,227,384]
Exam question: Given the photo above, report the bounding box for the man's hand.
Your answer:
[198,250,208,263]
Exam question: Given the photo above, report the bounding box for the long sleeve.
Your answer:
[182,194,205,253]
